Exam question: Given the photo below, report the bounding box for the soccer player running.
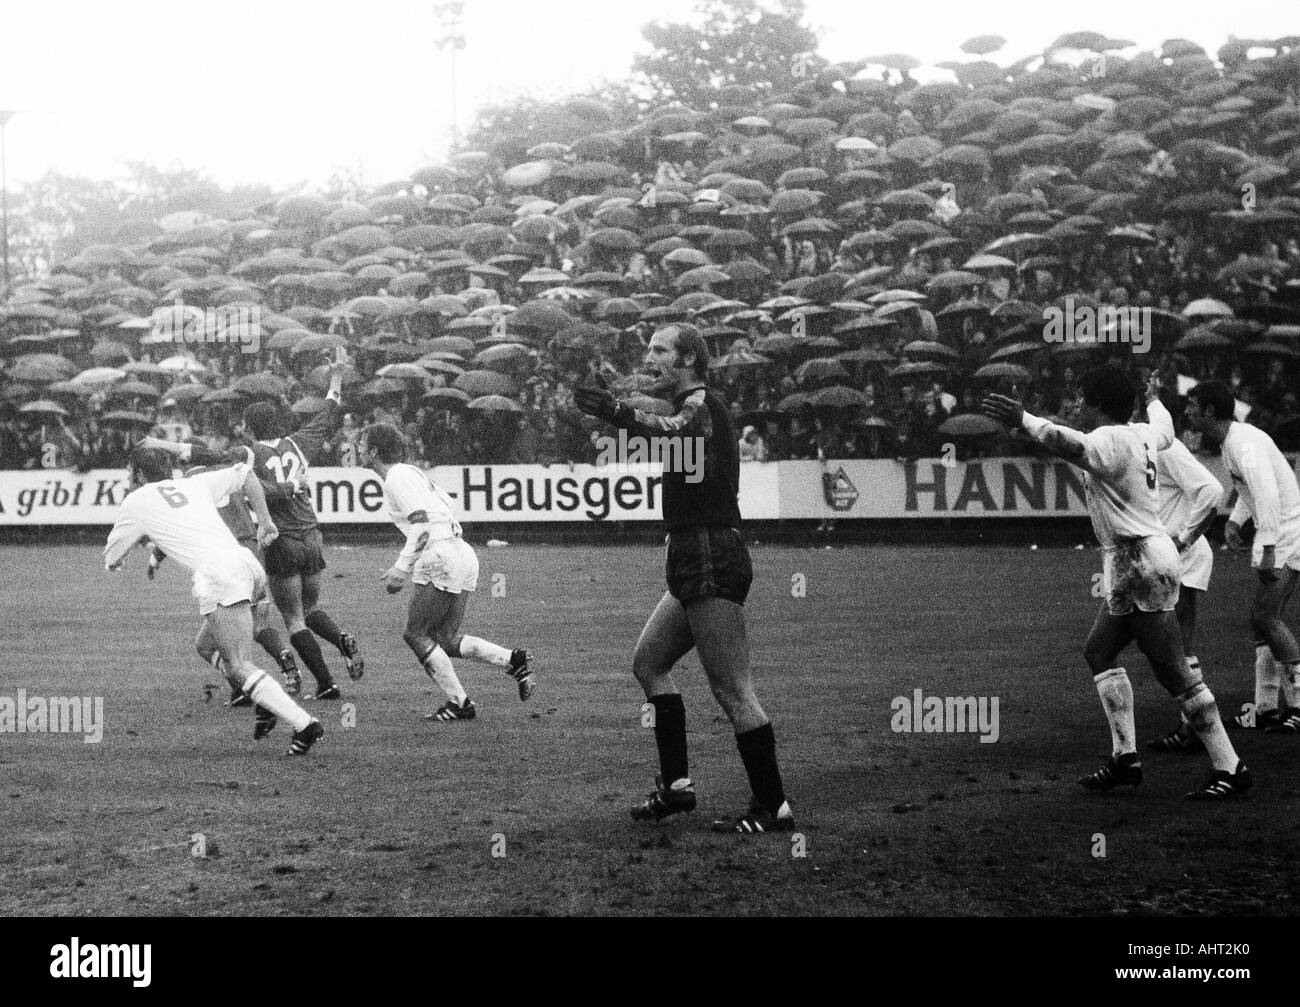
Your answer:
[104,446,324,755]
[150,363,363,700]
[983,364,1250,799]
[1184,381,1300,733]
[143,448,303,707]
[574,322,794,833]
[356,421,534,720]
[1147,400,1226,753]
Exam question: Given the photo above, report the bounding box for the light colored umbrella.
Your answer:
[974,362,1032,381]
[71,366,128,386]
[376,362,434,380]
[156,355,209,374]
[467,394,524,412]
[1182,298,1235,319]
[19,399,69,417]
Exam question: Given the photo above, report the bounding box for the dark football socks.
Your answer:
[254,625,287,663]
[305,610,346,652]
[736,722,786,814]
[290,629,333,688]
[650,693,689,785]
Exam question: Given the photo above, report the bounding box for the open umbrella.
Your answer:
[795,358,850,384]
[1182,298,1235,319]
[376,362,434,381]
[974,362,1032,381]
[938,414,1003,437]
[18,400,69,417]
[99,410,155,427]
[11,355,77,383]
[423,387,472,407]
[711,349,772,371]
[467,394,524,413]
[231,373,289,397]
[454,370,518,397]
[70,366,127,386]
[809,385,871,409]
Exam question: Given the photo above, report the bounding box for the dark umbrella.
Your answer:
[810,385,870,409]
[423,387,473,407]
[938,414,1004,437]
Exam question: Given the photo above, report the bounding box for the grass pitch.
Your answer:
[3,540,1297,916]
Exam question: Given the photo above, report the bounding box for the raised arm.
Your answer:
[287,366,345,463]
[981,394,1088,466]
[573,385,711,441]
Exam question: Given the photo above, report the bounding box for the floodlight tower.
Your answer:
[434,3,466,150]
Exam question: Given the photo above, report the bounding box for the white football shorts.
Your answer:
[1252,520,1300,572]
[193,547,267,616]
[412,537,479,594]
[1103,534,1180,615]
[1179,536,1213,592]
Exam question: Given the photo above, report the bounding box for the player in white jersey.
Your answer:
[103,446,324,755]
[1146,412,1226,753]
[1185,381,1300,733]
[356,422,535,721]
[984,364,1250,799]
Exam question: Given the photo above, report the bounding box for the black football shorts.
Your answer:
[665,526,753,606]
[263,527,327,577]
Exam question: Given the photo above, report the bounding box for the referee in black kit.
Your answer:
[575,322,794,833]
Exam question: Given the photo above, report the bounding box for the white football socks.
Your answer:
[1255,644,1281,713]
[1094,668,1136,756]
[457,635,511,667]
[1177,681,1238,773]
[423,645,468,704]
[243,668,313,731]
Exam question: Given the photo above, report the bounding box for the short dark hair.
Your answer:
[1188,380,1235,421]
[129,446,174,483]
[660,323,710,380]
[1077,363,1137,423]
[360,422,406,463]
[242,401,285,440]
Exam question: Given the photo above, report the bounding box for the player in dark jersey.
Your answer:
[575,322,794,834]
[240,365,363,699]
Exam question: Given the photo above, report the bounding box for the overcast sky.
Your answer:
[0,0,1295,193]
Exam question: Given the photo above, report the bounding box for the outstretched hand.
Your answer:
[573,385,621,423]
[981,393,1024,429]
